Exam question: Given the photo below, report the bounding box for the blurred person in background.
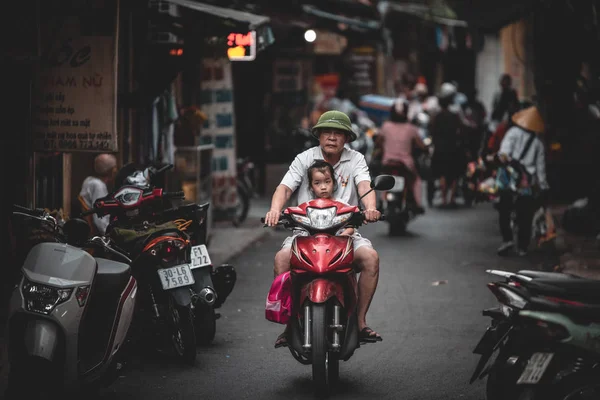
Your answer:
[78,153,118,235]
[430,83,464,207]
[463,88,487,162]
[496,106,549,256]
[491,74,519,123]
[378,100,427,213]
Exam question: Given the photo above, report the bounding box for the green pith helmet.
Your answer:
[311,110,357,142]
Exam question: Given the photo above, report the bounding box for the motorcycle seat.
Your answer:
[95,258,131,294]
[518,270,600,304]
[517,270,580,281]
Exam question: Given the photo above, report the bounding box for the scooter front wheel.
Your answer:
[311,302,332,397]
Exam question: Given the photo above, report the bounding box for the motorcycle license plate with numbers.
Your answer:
[517,352,554,385]
[157,264,195,290]
[190,244,212,269]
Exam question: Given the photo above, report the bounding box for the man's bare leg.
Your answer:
[274,248,291,277]
[354,247,380,338]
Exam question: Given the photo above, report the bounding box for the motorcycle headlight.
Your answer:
[114,187,143,206]
[291,207,352,230]
[22,279,73,314]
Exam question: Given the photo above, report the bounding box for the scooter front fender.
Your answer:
[22,318,61,362]
[301,279,344,306]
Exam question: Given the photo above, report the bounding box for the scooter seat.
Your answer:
[518,270,580,281]
[95,258,131,294]
[518,270,600,304]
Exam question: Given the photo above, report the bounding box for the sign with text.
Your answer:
[227,31,256,61]
[31,2,119,152]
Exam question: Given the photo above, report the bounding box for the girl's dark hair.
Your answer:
[389,102,408,123]
[308,160,338,193]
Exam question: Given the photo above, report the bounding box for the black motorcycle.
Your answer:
[470,269,600,400]
[83,187,200,364]
[113,163,236,345]
[379,162,423,236]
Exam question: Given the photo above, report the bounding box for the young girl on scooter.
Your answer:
[307,160,355,237]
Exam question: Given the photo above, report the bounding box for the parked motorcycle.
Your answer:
[6,205,136,399]
[116,163,237,345]
[262,175,395,397]
[470,269,600,400]
[83,186,202,364]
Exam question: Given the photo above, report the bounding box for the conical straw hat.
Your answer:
[511,106,545,134]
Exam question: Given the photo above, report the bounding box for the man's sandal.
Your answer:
[359,327,383,343]
[274,332,288,348]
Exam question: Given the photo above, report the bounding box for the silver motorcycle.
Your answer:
[5,206,136,399]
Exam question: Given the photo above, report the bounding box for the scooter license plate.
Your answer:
[157,264,195,290]
[391,176,405,191]
[190,244,212,269]
[517,352,554,385]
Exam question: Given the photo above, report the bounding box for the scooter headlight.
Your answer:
[22,279,73,315]
[292,207,352,230]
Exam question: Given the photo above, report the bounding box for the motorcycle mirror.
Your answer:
[63,218,91,246]
[372,175,396,191]
[358,175,396,206]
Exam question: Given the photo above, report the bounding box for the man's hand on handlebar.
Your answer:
[264,209,282,227]
[363,208,381,223]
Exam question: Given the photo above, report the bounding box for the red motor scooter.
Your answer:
[262,175,395,397]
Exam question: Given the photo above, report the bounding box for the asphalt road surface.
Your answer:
[96,204,537,400]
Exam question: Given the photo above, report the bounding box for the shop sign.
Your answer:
[227,31,256,61]
[345,46,377,96]
[31,0,119,152]
[313,31,347,55]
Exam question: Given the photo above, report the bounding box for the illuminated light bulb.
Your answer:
[304,29,317,43]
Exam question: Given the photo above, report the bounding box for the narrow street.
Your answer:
[96,203,534,400]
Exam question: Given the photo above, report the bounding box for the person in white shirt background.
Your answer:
[496,106,549,256]
[79,153,118,235]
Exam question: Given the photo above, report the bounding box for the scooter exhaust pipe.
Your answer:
[198,287,217,306]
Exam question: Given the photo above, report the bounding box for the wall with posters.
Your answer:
[31,0,119,153]
[200,58,238,212]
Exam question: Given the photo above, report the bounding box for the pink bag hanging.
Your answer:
[265,271,292,324]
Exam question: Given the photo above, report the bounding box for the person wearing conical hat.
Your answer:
[264,110,384,346]
[496,105,549,257]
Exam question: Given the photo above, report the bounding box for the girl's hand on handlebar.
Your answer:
[264,209,281,227]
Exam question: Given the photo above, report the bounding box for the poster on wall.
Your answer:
[31,0,119,152]
[200,58,238,212]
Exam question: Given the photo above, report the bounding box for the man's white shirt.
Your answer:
[280,146,371,206]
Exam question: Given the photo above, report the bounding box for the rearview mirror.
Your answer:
[371,175,396,191]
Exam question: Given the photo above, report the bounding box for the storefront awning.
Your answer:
[379,1,468,27]
[302,4,381,31]
[167,0,270,31]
